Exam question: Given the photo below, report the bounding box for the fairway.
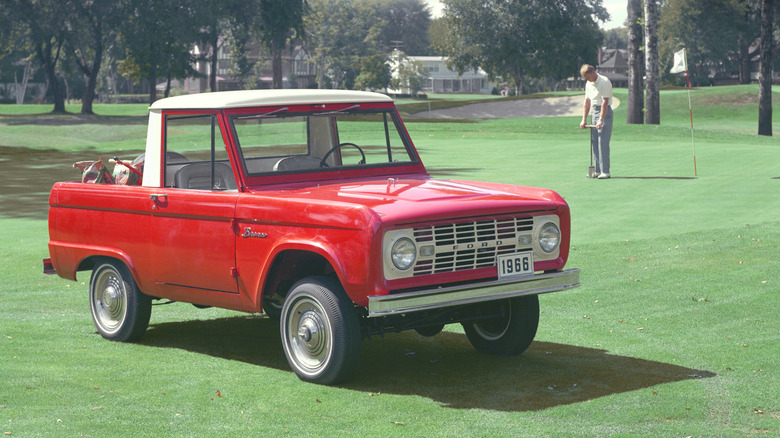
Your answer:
[1,85,778,436]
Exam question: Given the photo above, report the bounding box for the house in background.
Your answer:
[409,56,495,95]
[183,41,495,95]
[596,48,629,88]
[563,47,629,90]
[185,40,317,93]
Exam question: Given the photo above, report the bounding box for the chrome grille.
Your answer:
[412,217,533,276]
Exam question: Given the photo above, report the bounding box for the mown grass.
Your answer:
[1,85,778,436]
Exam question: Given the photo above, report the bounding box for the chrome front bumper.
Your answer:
[367,268,580,317]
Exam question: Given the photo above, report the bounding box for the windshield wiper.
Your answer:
[313,104,360,116]
[236,107,289,120]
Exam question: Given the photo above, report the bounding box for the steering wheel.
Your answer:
[319,142,366,167]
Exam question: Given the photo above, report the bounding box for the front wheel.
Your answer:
[462,295,539,355]
[89,260,151,342]
[280,276,361,384]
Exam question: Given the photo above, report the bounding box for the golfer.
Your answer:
[579,64,613,179]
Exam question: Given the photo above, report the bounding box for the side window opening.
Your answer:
[164,114,237,191]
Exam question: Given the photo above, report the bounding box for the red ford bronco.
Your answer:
[44,90,579,384]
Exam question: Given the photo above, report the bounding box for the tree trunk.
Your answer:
[148,63,158,105]
[317,58,325,89]
[758,0,773,136]
[36,40,66,113]
[81,72,98,114]
[627,0,644,124]
[209,32,219,92]
[80,37,103,115]
[644,0,660,125]
[738,37,751,85]
[14,61,31,105]
[164,73,172,98]
[511,73,523,96]
[272,38,283,89]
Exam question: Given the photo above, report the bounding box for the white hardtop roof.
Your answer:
[150,89,393,110]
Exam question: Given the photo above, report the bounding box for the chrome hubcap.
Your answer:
[286,298,332,375]
[93,268,126,334]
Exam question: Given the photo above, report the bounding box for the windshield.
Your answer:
[230,108,419,176]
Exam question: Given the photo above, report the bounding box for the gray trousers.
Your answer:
[590,105,613,174]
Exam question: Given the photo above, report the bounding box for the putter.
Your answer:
[584,125,597,178]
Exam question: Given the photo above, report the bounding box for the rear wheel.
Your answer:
[280,276,361,384]
[89,260,151,342]
[462,295,539,355]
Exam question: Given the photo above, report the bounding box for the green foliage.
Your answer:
[434,0,608,94]
[305,0,386,89]
[1,0,71,112]
[354,54,392,91]
[117,0,202,102]
[390,51,429,95]
[658,0,756,86]
[259,0,308,88]
[602,27,628,49]
[371,0,432,55]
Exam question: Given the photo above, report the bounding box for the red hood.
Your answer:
[244,175,565,226]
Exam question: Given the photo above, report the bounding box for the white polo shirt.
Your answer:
[586,74,612,108]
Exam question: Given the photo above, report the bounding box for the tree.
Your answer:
[67,0,123,114]
[758,0,773,136]
[191,0,245,92]
[390,50,429,95]
[426,17,448,56]
[433,0,608,95]
[117,0,199,103]
[736,1,762,85]
[305,0,384,89]
[224,16,259,89]
[603,27,628,49]
[259,0,308,89]
[373,0,432,55]
[644,0,660,124]
[658,0,751,86]
[627,0,643,124]
[354,54,392,91]
[2,0,69,113]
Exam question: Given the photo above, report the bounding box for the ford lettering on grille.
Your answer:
[412,217,534,276]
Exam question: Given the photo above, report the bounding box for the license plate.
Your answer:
[497,252,533,279]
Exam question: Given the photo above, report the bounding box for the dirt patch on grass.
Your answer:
[0,146,143,219]
[0,114,147,126]
[698,92,759,107]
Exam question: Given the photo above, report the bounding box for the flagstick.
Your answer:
[685,67,697,177]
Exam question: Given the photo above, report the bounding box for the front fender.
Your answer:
[236,228,377,311]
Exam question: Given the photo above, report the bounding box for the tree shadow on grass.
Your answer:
[426,167,483,178]
[139,315,715,412]
[610,176,697,180]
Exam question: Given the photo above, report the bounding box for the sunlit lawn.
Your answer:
[1,85,778,436]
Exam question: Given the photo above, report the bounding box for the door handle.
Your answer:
[149,193,168,210]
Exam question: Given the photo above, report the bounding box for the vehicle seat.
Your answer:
[273,156,323,171]
[174,162,237,190]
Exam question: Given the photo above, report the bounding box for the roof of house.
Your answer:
[599,48,629,69]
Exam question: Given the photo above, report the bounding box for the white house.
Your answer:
[389,53,496,95]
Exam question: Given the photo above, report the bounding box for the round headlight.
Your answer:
[538,222,560,253]
[391,237,417,270]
